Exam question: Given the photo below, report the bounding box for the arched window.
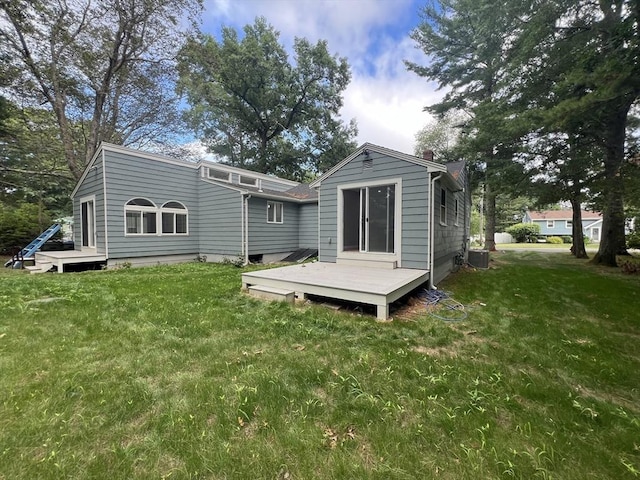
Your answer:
[161,201,188,235]
[125,198,157,235]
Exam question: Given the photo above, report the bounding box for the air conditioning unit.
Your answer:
[468,249,489,269]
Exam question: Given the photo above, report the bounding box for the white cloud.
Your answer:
[201,0,442,155]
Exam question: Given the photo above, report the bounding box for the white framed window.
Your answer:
[239,175,257,186]
[125,198,157,235]
[267,201,283,224]
[440,188,447,225]
[208,168,231,182]
[454,198,460,226]
[547,220,555,228]
[566,220,572,228]
[161,201,188,235]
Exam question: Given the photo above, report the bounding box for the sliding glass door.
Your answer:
[342,184,395,253]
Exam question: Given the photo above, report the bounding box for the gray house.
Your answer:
[242,143,470,319]
[34,142,470,318]
[33,143,317,272]
[523,210,602,242]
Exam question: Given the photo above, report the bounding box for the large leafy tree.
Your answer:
[177,17,357,181]
[0,0,202,181]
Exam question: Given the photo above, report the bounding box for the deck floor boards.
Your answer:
[241,262,429,319]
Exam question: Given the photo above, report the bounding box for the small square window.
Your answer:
[267,201,283,224]
[547,220,554,228]
[566,220,572,228]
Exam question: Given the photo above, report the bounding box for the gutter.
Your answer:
[243,194,252,266]
[429,172,444,289]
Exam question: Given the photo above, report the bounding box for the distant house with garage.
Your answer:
[523,209,603,242]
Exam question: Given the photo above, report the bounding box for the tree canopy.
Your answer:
[0,0,202,181]
[409,0,640,266]
[177,17,357,181]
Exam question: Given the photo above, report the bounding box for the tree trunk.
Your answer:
[483,182,497,251]
[570,197,588,258]
[591,108,630,266]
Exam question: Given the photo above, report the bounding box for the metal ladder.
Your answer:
[4,223,62,268]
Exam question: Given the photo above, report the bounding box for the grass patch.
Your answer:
[1,253,639,479]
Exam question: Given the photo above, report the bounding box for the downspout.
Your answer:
[243,194,252,266]
[429,172,444,289]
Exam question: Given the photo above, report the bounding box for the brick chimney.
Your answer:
[422,149,434,161]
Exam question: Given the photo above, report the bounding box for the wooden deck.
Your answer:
[34,250,107,273]
[241,262,429,320]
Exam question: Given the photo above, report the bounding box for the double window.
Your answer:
[267,201,283,224]
[125,198,188,235]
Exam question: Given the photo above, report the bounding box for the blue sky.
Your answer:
[200,0,443,155]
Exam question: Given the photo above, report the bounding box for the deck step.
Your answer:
[25,262,54,274]
[248,285,295,303]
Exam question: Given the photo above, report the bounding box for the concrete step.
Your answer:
[248,285,295,303]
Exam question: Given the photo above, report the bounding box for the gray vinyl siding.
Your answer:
[298,203,318,249]
[103,150,199,259]
[318,154,431,269]
[247,197,299,255]
[72,156,106,253]
[198,182,242,256]
[432,180,467,284]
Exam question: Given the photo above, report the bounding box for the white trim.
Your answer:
[200,178,316,204]
[160,201,189,235]
[239,175,258,187]
[336,177,402,266]
[79,195,97,250]
[267,200,284,224]
[565,220,572,229]
[200,161,299,187]
[207,168,231,183]
[102,149,109,258]
[547,220,555,228]
[124,197,158,236]
[454,197,460,226]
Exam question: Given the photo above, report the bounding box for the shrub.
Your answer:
[0,203,53,254]
[561,236,572,244]
[548,236,563,244]
[620,258,640,275]
[627,232,640,249]
[506,223,541,243]
[584,236,591,244]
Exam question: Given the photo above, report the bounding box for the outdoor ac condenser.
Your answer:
[467,250,489,269]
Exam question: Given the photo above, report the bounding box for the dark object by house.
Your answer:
[281,248,318,263]
[468,250,489,269]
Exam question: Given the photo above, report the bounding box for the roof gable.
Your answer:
[310,143,447,187]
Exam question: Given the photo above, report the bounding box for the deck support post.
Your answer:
[295,292,307,302]
[376,303,389,320]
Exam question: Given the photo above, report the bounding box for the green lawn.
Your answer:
[1,253,639,479]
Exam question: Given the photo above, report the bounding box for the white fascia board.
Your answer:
[70,145,104,199]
